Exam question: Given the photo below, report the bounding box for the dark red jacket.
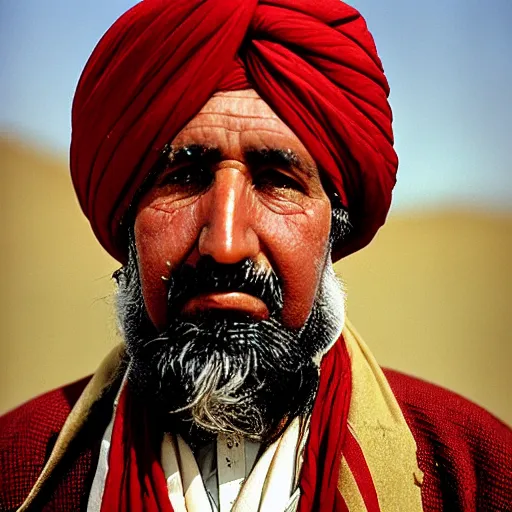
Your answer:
[1,370,511,511]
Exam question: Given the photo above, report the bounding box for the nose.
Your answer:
[198,168,260,264]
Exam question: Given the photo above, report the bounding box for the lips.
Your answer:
[181,291,270,321]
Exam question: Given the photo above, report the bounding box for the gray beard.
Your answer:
[115,243,346,443]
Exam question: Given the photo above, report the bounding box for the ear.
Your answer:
[329,192,351,247]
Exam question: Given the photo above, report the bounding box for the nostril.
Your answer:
[198,223,259,265]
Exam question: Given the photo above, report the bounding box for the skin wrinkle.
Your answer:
[177,126,303,139]
[192,112,279,119]
[135,89,332,331]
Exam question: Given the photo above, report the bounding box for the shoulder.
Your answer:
[384,369,512,511]
[0,377,91,454]
[383,368,511,451]
[0,377,91,510]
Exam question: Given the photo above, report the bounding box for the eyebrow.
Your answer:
[166,143,316,176]
[244,147,316,179]
[165,144,222,167]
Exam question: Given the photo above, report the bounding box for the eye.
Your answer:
[254,169,305,193]
[157,165,213,193]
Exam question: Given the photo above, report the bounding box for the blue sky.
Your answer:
[0,0,510,211]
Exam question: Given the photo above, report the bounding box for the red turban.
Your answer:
[71,0,397,264]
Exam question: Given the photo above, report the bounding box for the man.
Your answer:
[1,1,511,511]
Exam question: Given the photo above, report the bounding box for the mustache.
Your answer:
[165,256,283,318]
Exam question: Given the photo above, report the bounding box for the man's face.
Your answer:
[122,90,344,441]
[134,89,332,332]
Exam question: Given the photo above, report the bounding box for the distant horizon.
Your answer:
[2,130,510,216]
[1,0,511,212]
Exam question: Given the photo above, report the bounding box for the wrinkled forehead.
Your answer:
[171,89,317,172]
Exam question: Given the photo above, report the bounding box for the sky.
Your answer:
[0,0,510,212]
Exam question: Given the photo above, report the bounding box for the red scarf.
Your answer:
[101,335,356,511]
[100,387,173,512]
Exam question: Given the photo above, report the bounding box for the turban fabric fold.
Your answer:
[71,0,397,264]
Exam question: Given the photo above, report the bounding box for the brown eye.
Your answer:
[158,166,213,193]
[254,169,305,193]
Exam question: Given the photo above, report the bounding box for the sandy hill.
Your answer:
[1,135,510,425]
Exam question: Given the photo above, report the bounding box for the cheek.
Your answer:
[134,206,199,329]
[134,196,332,332]
[258,203,331,329]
